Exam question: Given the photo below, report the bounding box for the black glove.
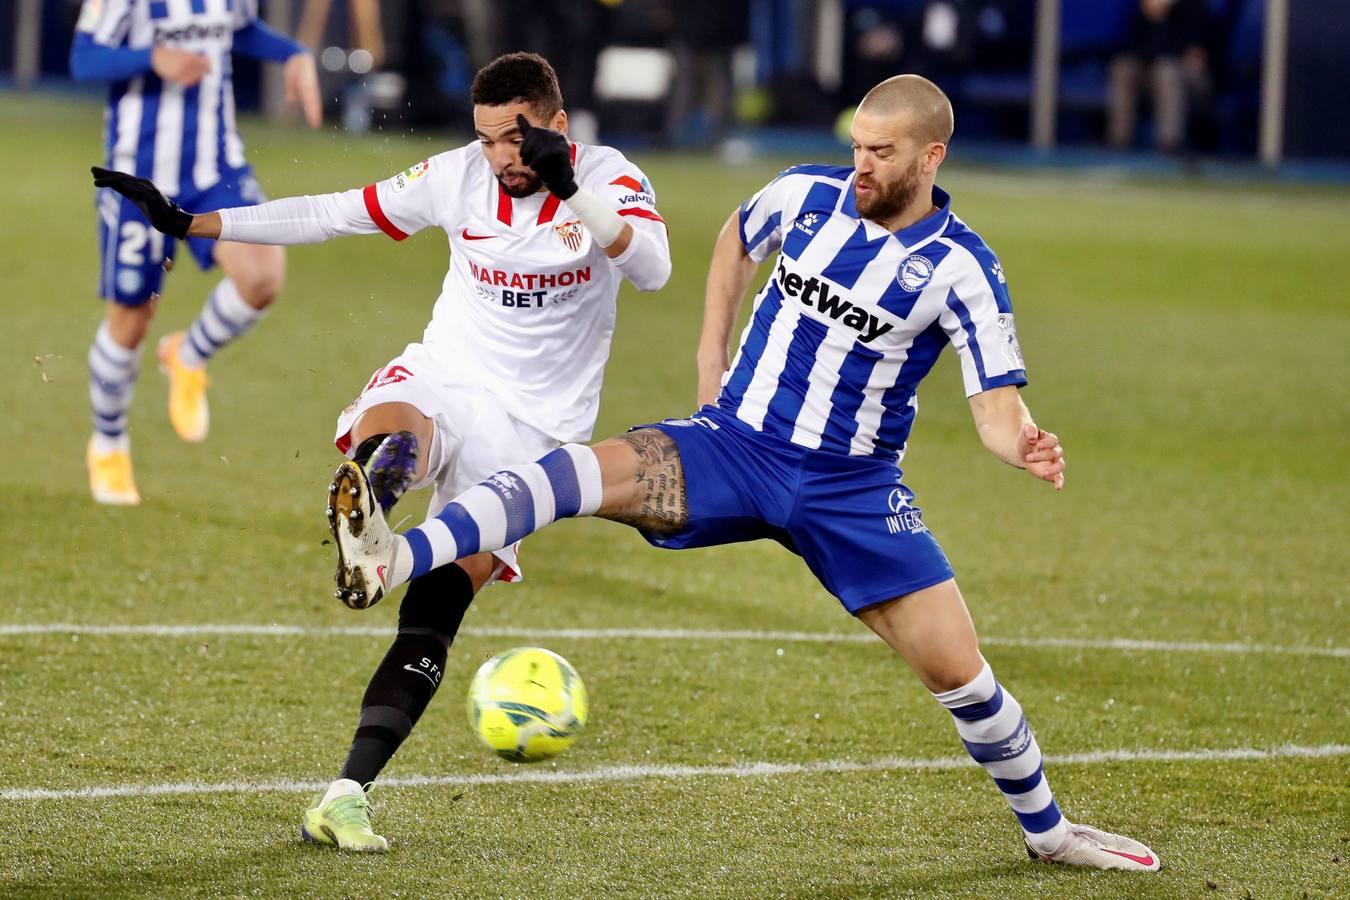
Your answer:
[91,166,194,239]
[516,114,577,200]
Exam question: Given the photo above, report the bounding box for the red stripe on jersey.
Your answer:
[496,182,513,225]
[534,147,576,225]
[618,207,665,224]
[363,184,408,241]
[537,192,561,225]
[609,175,646,193]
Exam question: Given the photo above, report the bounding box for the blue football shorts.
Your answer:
[95,166,266,306]
[635,404,955,614]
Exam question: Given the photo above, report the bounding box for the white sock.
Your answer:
[88,320,141,450]
[934,661,1072,852]
[398,444,603,582]
[179,279,265,368]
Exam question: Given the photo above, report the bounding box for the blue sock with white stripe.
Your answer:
[389,444,603,586]
[934,661,1071,852]
[88,321,142,454]
[178,279,265,368]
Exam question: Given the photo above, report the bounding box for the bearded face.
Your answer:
[496,168,543,198]
[854,154,923,224]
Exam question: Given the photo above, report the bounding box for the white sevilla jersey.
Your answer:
[76,0,254,196]
[360,141,669,443]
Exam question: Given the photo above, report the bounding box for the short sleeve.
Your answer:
[76,0,133,44]
[937,240,1028,397]
[361,157,446,241]
[737,167,823,264]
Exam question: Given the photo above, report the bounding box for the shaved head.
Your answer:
[857,74,954,145]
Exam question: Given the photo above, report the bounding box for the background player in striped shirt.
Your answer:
[330,74,1162,872]
[97,52,671,850]
[73,0,321,505]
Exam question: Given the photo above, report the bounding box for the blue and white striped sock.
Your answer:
[389,444,603,586]
[88,321,142,454]
[934,661,1071,853]
[178,279,265,368]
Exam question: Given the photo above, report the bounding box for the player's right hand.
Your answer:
[151,46,212,87]
[91,167,194,240]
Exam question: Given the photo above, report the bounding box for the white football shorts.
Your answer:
[333,342,559,583]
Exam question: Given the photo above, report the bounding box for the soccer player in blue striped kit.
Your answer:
[73,0,320,505]
[333,74,1161,870]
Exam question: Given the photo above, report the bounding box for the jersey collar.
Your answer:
[495,143,579,227]
[841,180,953,250]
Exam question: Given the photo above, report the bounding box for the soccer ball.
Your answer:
[466,647,588,763]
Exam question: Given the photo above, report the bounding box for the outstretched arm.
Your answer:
[696,210,760,406]
[91,168,400,244]
[968,385,1065,490]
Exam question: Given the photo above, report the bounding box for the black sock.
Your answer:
[338,562,476,785]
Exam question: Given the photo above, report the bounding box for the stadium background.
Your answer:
[1,1,1347,896]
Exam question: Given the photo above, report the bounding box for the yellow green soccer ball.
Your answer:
[466,647,588,763]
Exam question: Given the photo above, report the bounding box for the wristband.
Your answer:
[563,187,625,248]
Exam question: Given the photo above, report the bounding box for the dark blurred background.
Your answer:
[5,0,1348,167]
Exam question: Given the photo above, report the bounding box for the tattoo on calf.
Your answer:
[610,429,688,533]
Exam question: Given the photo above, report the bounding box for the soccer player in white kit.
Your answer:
[96,52,671,850]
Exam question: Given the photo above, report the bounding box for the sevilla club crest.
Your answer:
[554,219,584,253]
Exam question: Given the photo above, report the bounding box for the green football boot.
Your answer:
[301,781,389,852]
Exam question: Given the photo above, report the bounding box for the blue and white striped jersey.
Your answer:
[722,165,1027,462]
[75,0,260,197]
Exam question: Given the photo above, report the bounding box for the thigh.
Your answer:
[97,190,169,305]
[616,408,797,548]
[855,579,984,693]
[787,458,954,614]
[190,166,271,272]
[211,239,285,287]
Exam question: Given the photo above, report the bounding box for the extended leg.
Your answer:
[329,429,688,606]
[858,581,1160,871]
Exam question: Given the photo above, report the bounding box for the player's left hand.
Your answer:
[284,52,322,129]
[1017,422,1065,491]
[516,114,577,199]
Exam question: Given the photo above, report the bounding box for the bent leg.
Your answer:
[174,242,284,370]
[349,401,437,487]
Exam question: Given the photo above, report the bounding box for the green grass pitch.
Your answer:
[1,92,1347,897]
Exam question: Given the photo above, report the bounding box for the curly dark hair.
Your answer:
[470,52,564,118]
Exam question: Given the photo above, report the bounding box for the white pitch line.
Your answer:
[0,622,1346,658]
[3,743,1346,803]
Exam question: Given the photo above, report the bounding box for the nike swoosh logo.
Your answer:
[1102,849,1156,867]
[403,664,437,686]
[461,229,495,241]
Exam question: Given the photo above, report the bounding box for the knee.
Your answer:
[919,653,987,695]
[106,301,156,347]
[231,258,285,309]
